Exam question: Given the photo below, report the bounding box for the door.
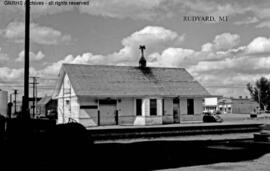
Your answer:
[187,99,194,115]
[173,98,180,123]
[99,100,117,126]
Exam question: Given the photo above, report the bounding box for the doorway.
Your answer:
[173,98,180,123]
[187,99,194,115]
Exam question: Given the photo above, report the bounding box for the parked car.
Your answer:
[203,111,223,123]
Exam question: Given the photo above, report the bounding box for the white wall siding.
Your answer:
[163,98,173,115]
[194,98,203,114]
[118,98,135,125]
[142,99,150,116]
[118,98,134,116]
[78,97,98,127]
[180,98,187,115]
[57,74,79,124]
[162,98,173,124]
[157,98,162,116]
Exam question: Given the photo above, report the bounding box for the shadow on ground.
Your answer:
[1,122,269,170]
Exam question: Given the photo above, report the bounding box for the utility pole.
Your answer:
[258,89,261,112]
[30,76,38,118]
[14,89,18,115]
[22,0,30,119]
[8,94,13,118]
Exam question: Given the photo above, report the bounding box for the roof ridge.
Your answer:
[62,63,186,70]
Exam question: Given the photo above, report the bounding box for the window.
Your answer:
[187,99,194,115]
[162,99,165,115]
[150,99,157,116]
[66,100,71,111]
[136,99,142,116]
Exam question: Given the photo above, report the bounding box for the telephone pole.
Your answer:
[30,76,38,118]
[22,0,30,119]
[14,89,18,115]
[8,94,13,118]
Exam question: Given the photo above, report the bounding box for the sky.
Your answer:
[1,0,270,99]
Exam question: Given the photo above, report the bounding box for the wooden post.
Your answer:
[97,110,100,126]
[115,110,118,125]
[22,0,30,119]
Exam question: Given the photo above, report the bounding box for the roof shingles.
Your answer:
[60,64,210,97]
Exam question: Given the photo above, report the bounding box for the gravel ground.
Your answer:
[156,114,270,171]
[164,153,270,171]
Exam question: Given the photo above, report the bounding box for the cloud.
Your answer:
[0,22,71,45]
[16,50,45,62]
[234,17,259,25]
[246,37,270,54]
[0,0,269,28]
[79,0,163,20]
[201,33,241,52]
[115,26,185,62]
[39,26,185,76]
[0,48,9,63]
[41,53,105,76]
[4,26,270,98]
[40,31,244,77]
[0,67,24,82]
[256,21,270,28]
[79,0,256,20]
[0,0,74,19]
[148,48,195,67]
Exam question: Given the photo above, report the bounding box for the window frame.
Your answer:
[150,99,157,116]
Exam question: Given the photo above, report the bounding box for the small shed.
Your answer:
[37,96,57,118]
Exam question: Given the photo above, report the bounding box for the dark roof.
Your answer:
[56,63,210,97]
[37,96,52,106]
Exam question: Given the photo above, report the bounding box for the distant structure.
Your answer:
[218,97,232,114]
[218,96,259,114]
[54,46,211,127]
[203,97,219,113]
[0,89,8,117]
[36,96,57,119]
[29,97,42,118]
[11,98,42,118]
[231,97,259,114]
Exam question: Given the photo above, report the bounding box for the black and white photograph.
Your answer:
[1,0,270,170]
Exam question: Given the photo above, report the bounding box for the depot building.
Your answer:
[54,50,211,127]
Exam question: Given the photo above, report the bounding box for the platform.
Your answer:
[87,122,263,143]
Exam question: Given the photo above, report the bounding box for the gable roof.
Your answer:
[55,63,210,97]
[37,96,52,106]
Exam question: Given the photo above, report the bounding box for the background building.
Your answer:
[37,96,57,119]
[231,97,259,114]
[203,97,219,113]
[218,96,259,114]
[218,97,232,114]
[0,89,8,117]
